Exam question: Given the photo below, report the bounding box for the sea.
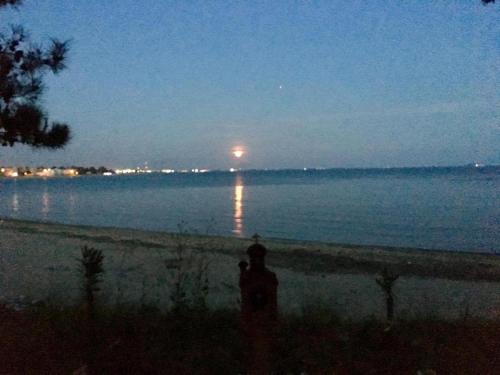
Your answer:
[0,166,498,253]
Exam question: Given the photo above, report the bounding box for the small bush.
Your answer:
[79,246,104,313]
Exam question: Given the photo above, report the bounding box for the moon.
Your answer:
[233,150,244,158]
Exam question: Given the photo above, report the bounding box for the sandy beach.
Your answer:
[1,218,499,320]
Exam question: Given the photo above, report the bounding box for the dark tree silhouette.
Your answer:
[0,0,22,7]
[0,0,70,149]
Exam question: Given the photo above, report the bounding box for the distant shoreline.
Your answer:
[1,163,498,180]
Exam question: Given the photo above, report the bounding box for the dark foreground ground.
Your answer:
[1,303,499,374]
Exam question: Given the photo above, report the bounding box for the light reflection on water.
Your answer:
[67,193,77,219]
[41,190,50,218]
[0,169,498,252]
[233,174,244,236]
[12,192,19,213]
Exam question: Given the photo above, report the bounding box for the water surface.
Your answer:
[0,167,498,252]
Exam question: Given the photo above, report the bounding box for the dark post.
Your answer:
[79,246,105,375]
[239,234,278,375]
[376,267,399,321]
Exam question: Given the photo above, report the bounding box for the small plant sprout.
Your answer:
[165,222,212,312]
[376,267,399,321]
[79,246,105,318]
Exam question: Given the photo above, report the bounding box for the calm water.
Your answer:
[0,167,498,252]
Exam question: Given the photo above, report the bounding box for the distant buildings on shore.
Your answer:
[114,167,210,174]
[0,163,493,179]
[0,165,213,178]
[0,166,111,178]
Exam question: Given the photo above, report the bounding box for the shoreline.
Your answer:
[2,215,495,254]
[1,217,499,320]
[1,217,499,282]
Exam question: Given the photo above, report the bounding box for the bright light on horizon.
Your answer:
[232,149,244,159]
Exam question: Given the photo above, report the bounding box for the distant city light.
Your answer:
[115,168,136,174]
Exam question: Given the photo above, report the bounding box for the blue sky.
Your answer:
[1,0,498,169]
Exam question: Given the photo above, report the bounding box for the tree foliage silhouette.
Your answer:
[0,1,22,7]
[0,0,70,149]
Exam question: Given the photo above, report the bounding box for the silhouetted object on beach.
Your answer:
[376,267,399,321]
[0,1,70,148]
[79,246,104,320]
[239,234,278,374]
[78,246,104,375]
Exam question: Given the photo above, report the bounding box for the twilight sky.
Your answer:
[1,0,498,169]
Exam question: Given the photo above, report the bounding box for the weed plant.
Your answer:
[376,267,399,321]
[79,246,104,318]
[165,223,211,312]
